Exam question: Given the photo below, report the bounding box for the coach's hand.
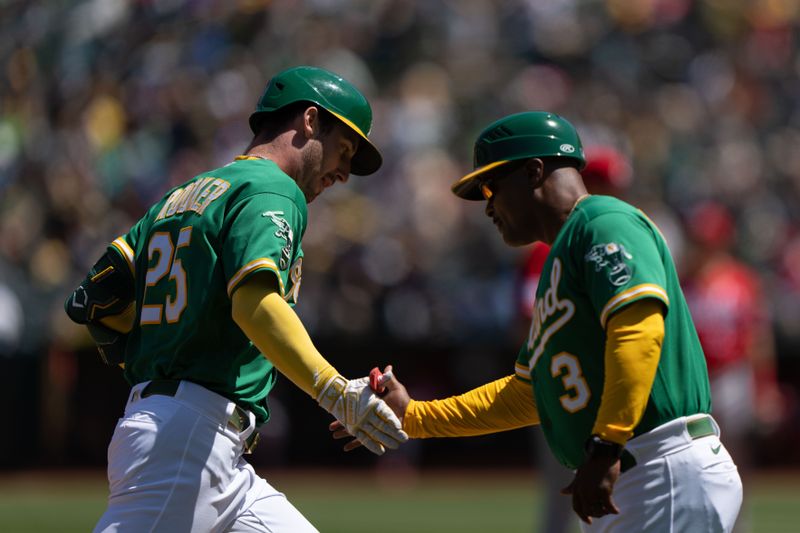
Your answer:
[561,455,621,524]
[317,373,408,455]
[329,365,412,452]
[374,365,411,419]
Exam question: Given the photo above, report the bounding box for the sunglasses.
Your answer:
[477,159,527,200]
[479,181,495,200]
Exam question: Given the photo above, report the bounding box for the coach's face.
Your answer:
[482,159,544,246]
[297,109,358,203]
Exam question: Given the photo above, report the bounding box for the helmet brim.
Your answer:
[350,140,383,176]
[450,160,514,200]
[451,154,587,200]
[328,110,382,176]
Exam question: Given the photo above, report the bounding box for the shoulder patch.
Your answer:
[262,210,294,270]
[584,242,633,287]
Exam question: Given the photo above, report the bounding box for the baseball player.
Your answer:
[336,112,743,532]
[64,66,407,532]
[517,146,633,533]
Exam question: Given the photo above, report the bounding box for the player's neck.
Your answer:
[246,134,302,178]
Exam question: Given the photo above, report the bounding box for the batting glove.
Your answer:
[317,374,408,455]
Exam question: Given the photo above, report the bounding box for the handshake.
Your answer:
[317,365,410,455]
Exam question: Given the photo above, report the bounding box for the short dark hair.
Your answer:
[251,102,339,139]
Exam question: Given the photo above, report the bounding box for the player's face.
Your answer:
[298,122,358,203]
[482,164,540,246]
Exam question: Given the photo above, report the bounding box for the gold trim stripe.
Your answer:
[329,110,368,138]
[227,258,285,297]
[111,237,135,274]
[90,265,114,282]
[515,361,531,381]
[600,284,669,327]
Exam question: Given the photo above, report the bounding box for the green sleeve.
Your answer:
[578,212,670,328]
[222,193,305,301]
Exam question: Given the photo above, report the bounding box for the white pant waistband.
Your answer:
[625,414,720,467]
[128,380,256,435]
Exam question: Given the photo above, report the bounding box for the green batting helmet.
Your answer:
[451,111,586,200]
[250,66,382,176]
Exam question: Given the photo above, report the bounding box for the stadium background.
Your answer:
[1,0,799,530]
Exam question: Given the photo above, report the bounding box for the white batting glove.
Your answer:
[317,374,409,455]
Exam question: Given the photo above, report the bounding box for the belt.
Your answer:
[141,380,260,454]
[620,415,716,473]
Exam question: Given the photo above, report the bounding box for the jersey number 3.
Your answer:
[140,227,193,325]
[551,352,591,412]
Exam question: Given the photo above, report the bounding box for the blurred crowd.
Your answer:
[1,0,799,466]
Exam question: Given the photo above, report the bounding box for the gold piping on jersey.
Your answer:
[515,362,532,383]
[227,258,286,297]
[599,283,669,327]
[111,237,135,274]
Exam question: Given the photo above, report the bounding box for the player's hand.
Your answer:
[329,365,412,452]
[317,372,408,455]
[561,455,621,524]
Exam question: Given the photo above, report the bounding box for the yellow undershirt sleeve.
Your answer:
[98,303,136,369]
[231,276,339,399]
[403,375,539,438]
[98,303,136,333]
[591,299,665,445]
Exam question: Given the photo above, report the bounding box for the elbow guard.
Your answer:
[65,249,135,365]
[65,249,134,324]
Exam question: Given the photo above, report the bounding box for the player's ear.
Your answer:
[524,158,546,189]
[302,106,319,139]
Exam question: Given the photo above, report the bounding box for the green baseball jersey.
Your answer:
[108,157,307,424]
[514,195,711,468]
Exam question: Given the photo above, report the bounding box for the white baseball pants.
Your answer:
[94,380,318,533]
[581,414,742,533]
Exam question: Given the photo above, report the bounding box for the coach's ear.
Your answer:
[524,158,546,190]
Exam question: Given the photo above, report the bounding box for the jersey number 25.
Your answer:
[140,227,193,325]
